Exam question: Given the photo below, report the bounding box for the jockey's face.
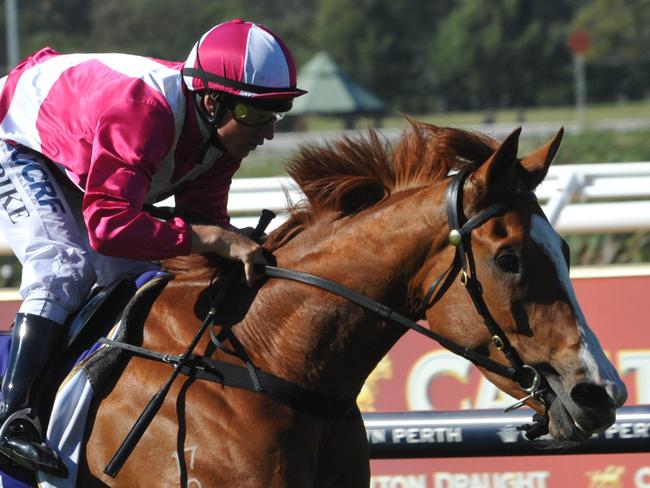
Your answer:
[203,94,276,159]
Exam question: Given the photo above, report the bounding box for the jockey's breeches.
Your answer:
[0,141,156,325]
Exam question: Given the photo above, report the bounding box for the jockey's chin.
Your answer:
[216,115,274,160]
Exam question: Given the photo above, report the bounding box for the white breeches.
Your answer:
[0,141,157,325]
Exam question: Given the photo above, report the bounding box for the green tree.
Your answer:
[88,1,236,58]
[572,0,650,100]
[573,0,650,65]
[87,0,317,64]
[20,0,94,55]
[431,0,577,119]
[313,0,452,113]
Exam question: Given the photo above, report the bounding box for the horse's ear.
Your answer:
[336,179,387,215]
[473,127,521,193]
[518,127,563,189]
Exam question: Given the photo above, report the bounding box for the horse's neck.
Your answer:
[239,187,449,398]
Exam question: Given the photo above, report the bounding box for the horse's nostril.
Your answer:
[571,382,615,409]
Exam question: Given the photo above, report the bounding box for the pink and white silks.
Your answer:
[0,47,240,324]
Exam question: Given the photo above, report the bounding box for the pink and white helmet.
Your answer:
[182,19,307,100]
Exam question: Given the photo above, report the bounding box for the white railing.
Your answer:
[1,162,650,254]
[537,162,650,234]
[225,161,650,234]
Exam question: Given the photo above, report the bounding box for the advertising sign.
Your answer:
[363,268,650,488]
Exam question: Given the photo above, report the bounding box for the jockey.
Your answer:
[0,18,305,474]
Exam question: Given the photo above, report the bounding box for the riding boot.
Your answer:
[0,313,68,476]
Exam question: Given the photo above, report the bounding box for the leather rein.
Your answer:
[105,171,553,436]
[265,171,551,412]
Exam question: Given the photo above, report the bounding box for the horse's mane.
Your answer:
[163,121,499,274]
[265,120,499,249]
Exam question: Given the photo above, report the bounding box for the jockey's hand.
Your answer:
[190,225,268,286]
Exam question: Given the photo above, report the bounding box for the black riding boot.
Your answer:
[0,313,67,476]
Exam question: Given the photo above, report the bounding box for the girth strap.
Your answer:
[183,356,356,419]
[99,337,356,419]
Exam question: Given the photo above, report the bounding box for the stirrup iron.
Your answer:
[0,409,68,477]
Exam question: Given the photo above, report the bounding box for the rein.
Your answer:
[263,265,517,380]
[262,170,551,423]
[261,170,552,437]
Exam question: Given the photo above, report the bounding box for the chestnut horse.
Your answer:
[75,123,625,487]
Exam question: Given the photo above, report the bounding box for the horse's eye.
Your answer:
[495,251,520,274]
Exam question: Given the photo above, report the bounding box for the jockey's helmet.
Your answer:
[182,19,306,111]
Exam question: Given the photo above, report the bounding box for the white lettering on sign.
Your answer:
[368,428,388,444]
[603,422,650,439]
[370,474,428,488]
[406,349,650,410]
[433,471,550,488]
[618,350,650,404]
[636,466,650,488]
[407,350,516,410]
[392,427,462,444]
[407,351,472,410]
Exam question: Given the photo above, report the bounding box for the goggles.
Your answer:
[228,101,286,127]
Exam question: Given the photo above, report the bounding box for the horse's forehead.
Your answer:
[497,208,528,230]
[528,213,582,325]
[529,214,566,274]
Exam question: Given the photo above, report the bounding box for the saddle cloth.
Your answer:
[0,270,171,487]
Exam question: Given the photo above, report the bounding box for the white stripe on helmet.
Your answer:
[243,23,291,89]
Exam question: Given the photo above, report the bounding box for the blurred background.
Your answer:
[1,0,650,285]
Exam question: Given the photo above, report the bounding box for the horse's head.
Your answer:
[421,127,627,441]
[264,122,625,440]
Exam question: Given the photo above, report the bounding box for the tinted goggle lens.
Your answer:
[231,103,285,126]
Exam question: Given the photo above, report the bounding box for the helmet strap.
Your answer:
[207,92,228,126]
[189,44,227,129]
[193,92,225,151]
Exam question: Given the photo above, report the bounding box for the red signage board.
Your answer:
[0,269,648,487]
[363,269,650,488]
[568,30,592,55]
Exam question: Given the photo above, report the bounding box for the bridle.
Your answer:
[421,170,550,410]
[264,170,553,430]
